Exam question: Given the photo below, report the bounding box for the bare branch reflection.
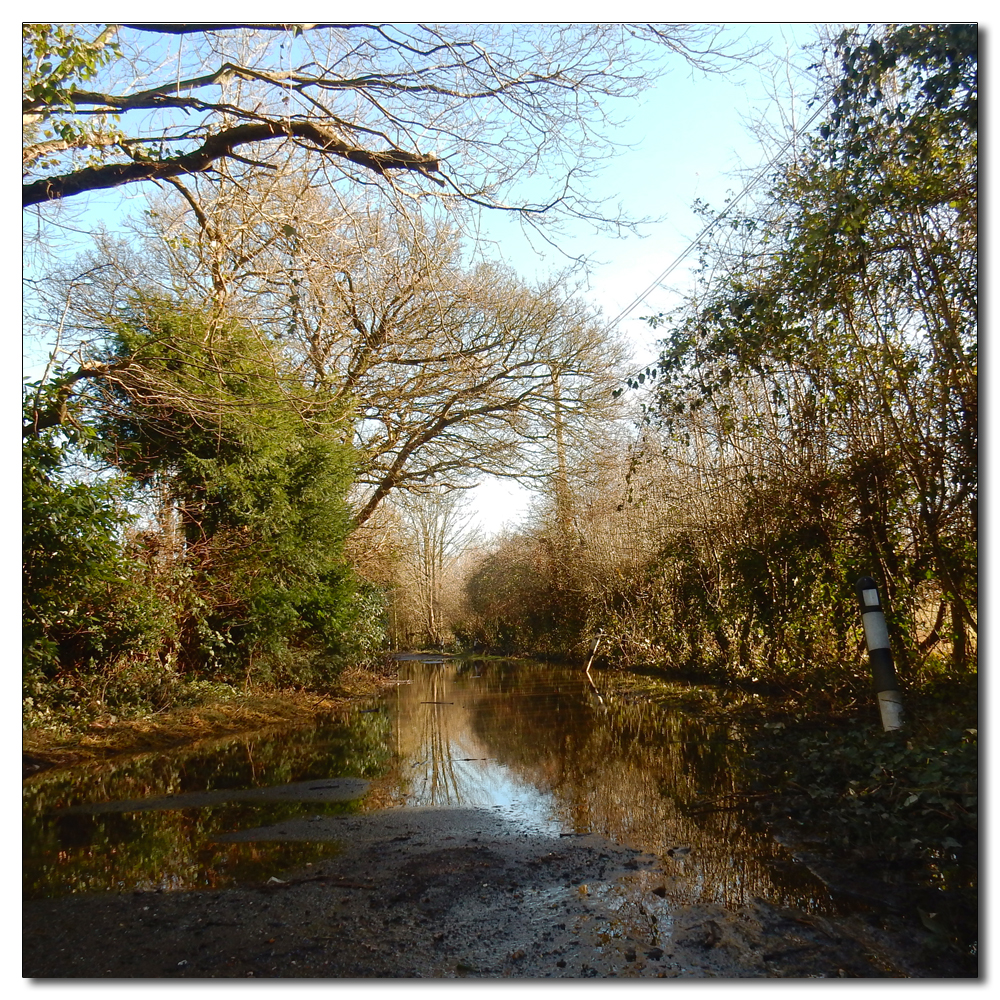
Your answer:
[388,658,837,913]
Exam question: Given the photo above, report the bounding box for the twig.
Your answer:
[688,791,776,813]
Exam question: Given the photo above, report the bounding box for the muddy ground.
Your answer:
[23,803,968,979]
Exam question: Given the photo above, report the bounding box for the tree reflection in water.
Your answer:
[389,658,838,914]
[24,712,393,898]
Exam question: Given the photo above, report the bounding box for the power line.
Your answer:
[610,96,832,378]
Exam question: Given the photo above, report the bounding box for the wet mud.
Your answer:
[24,804,959,978]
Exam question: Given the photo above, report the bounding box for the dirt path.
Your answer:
[23,804,959,979]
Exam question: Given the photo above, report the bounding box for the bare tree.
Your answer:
[391,487,479,647]
[23,22,755,242]
[54,184,629,523]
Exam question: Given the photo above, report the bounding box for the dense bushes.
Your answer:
[23,301,387,724]
[23,430,177,722]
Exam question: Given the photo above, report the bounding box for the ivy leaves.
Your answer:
[23,24,125,174]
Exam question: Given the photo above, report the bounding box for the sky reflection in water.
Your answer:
[24,658,837,913]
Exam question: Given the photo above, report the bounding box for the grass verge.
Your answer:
[23,663,397,774]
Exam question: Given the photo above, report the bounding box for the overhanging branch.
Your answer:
[23,121,443,207]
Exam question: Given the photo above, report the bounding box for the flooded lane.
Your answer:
[388,658,837,914]
[24,657,837,918]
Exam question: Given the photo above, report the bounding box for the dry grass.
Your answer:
[23,664,398,773]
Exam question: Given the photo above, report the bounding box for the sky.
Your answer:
[465,22,822,533]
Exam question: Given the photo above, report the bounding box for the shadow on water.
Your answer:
[25,657,838,916]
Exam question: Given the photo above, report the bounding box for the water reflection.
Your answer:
[23,712,393,898]
[25,658,838,917]
[387,658,837,914]
[385,660,565,831]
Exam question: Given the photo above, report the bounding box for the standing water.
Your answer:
[24,657,837,917]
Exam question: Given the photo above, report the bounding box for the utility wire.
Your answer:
[611,95,832,380]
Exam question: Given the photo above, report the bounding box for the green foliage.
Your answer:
[753,721,977,860]
[22,23,124,174]
[743,706,977,965]
[22,429,173,689]
[823,24,977,168]
[92,297,372,684]
[23,23,119,107]
[635,23,976,685]
[24,295,386,724]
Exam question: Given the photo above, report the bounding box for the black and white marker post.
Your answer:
[584,631,604,703]
[854,576,905,732]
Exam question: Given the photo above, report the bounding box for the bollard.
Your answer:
[854,576,904,731]
[584,631,603,676]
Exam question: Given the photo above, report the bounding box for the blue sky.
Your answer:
[481,23,819,353]
[467,22,823,532]
[490,25,814,334]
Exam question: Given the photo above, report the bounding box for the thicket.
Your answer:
[24,21,755,730]
[459,25,977,701]
[23,24,976,732]
[23,300,382,726]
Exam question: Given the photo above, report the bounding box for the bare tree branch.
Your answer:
[23,22,759,235]
[24,120,442,206]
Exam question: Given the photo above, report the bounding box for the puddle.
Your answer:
[24,657,838,915]
[23,709,393,898]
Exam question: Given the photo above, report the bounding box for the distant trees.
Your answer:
[22,20,755,717]
[22,152,627,710]
[386,489,479,649]
[460,427,636,658]
[25,22,975,715]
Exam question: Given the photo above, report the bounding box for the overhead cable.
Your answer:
[609,95,832,377]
